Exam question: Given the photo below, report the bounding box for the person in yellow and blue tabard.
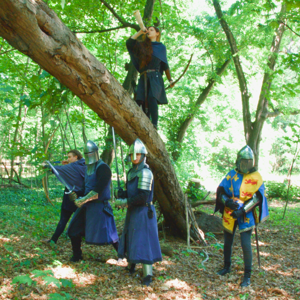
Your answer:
[214,146,269,287]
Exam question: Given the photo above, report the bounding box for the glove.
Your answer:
[231,207,245,219]
[68,191,78,202]
[114,188,124,199]
[115,198,127,209]
[75,197,85,207]
[225,199,239,210]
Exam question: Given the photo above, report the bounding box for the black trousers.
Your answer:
[223,223,253,273]
[68,207,119,257]
[137,86,159,127]
[51,208,74,243]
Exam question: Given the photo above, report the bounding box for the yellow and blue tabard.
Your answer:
[218,169,269,234]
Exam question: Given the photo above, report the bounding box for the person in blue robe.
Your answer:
[215,146,269,287]
[126,26,174,129]
[43,150,86,244]
[67,141,119,262]
[115,138,162,286]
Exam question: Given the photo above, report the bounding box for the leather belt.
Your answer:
[140,69,158,76]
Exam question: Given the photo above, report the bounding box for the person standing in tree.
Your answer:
[67,140,119,262]
[43,150,86,245]
[215,146,269,287]
[115,138,162,286]
[126,27,174,129]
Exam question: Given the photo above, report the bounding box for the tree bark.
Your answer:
[0,0,190,238]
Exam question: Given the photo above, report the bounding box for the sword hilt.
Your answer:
[65,185,76,194]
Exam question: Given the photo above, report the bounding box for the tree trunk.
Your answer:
[248,7,286,166]
[0,0,191,238]
[213,0,286,168]
[101,126,114,166]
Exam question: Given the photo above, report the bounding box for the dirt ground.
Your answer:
[0,200,299,300]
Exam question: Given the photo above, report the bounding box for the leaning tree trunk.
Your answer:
[0,0,191,238]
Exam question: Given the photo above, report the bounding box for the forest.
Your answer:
[0,0,300,299]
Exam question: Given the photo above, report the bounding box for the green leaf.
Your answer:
[48,293,66,300]
[43,276,62,287]
[32,269,54,278]
[12,275,33,286]
[60,278,75,288]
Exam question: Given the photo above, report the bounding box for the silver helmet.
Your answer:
[128,138,148,161]
[84,140,99,165]
[236,145,254,174]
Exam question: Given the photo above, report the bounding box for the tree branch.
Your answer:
[249,5,286,158]
[99,0,139,31]
[172,57,231,161]
[0,48,15,55]
[279,21,300,37]
[74,25,128,34]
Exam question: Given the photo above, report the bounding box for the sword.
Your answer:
[45,160,75,194]
[112,127,121,189]
[254,225,261,269]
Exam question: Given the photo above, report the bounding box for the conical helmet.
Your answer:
[128,138,148,161]
[236,145,254,174]
[84,140,99,165]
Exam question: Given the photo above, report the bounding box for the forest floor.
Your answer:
[0,187,299,300]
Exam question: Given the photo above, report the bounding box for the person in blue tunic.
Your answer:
[43,150,86,245]
[115,138,162,286]
[126,27,174,129]
[67,141,119,262]
[215,146,269,287]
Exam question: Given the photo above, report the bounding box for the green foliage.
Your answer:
[12,275,33,286]
[265,180,300,200]
[48,292,72,300]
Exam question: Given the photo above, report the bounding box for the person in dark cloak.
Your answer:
[115,138,162,286]
[43,150,86,245]
[126,27,174,129]
[67,140,119,262]
[215,146,269,287]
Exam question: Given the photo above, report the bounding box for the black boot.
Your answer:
[70,237,82,262]
[126,263,136,275]
[112,241,119,253]
[142,275,152,286]
[240,272,251,287]
[217,262,231,276]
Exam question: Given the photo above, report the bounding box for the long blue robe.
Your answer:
[69,160,119,245]
[118,172,162,264]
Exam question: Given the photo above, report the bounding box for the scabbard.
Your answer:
[144,73,149,115]
[255,225,261,268]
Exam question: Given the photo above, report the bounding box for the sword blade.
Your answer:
[112,127,121,189]
[46,160,75,194]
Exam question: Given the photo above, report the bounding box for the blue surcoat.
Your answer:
[70,160,119,245]
[118,167,162,264]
